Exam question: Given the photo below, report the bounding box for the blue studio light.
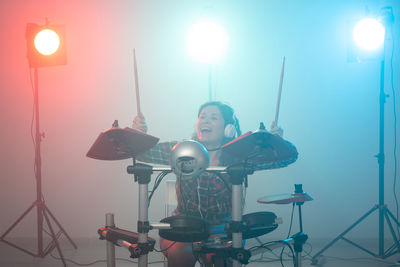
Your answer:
[186,19,229,64]
[352,18,385,51]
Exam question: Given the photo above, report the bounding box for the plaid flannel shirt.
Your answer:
[137,140,297,224]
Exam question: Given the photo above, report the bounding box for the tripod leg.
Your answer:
[44,205,77,249]
[1,239,39,257]
[42,209,67,267]
[1,203,36,239]
[383,210,400,257]
[385,208,400,228]
[311,205,378,264]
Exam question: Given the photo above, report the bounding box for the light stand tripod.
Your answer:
[0,68,77,267]
[312,15,400,263]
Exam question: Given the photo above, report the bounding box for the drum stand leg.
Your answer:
[105,213,116,267]
[292,232,308,267]
[138,181,149,267]
[295,252,302,267]
[293,184,308,267]
[129,161,153,267]
[294,206,303,267]
[232,183,243,267]
[227,164,254,267]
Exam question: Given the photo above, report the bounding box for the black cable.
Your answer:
[178,173,188,215]
[278,203,295,266]
[287,203,295,238]
[280,249,285,267]
[248,240,281,262]
[260,246,284,261]
[247,241,275,251]
[389,25,399,238]
[148,171,168,206]
[284,242,295,266]
[50,253,107,266]
[248,239,314,264]
[249,247,286,263]
[50,252,166,266]
[28,67,36,147]
[28,67,38,181]
[153,241,176,253]
[248,237,313,263]
[301,242,313,260]
[247,240,294,265]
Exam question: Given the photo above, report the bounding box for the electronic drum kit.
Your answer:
[87,121,312,267]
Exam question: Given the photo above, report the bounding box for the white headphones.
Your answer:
[224,113,238,139]
[224,123,237,139]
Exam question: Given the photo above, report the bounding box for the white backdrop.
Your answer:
[0,0,399,247]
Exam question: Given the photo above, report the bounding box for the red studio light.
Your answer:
[26,22,67,68]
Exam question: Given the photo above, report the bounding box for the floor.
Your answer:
[1,236,400,267]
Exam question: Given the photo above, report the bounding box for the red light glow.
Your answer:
[34,29,60,55]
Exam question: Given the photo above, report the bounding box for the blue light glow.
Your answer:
[186,19,229,64]
[352,18,385,51]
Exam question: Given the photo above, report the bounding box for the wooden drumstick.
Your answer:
[272,56,285,128]
[133,48,141,115]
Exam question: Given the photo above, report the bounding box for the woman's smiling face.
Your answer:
[196,105,225,149]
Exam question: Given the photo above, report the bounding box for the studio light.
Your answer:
[26,23,66,68]
[0,20,73,266]
[312,6,400,263]
[353,18,385,51]
[186,19,229,100]
[187,19,229,64]
[34,29,60,55]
